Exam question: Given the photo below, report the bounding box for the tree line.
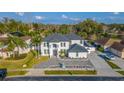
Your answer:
[0,17,124,58]
[0,17,124,40]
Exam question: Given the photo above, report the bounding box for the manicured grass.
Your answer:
[0,51,49,70]
[45,70,97,75]
[116,71,124,75]
[7,71,28,76]
[107,62,121,69]
[0,52,33,69]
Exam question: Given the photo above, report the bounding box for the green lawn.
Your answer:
[0,51,49,70]
[116,71,124,75]
[107,61,121,69]
[45,70,97,75]
[7,71,28,76]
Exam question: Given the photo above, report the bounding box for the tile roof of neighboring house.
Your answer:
[0,36,31,42]
[68,44,88,52]
[43,33,82,42]
[96,38,110,46]
[10,31,24,37]
[111,42,124,52]
[96,38,121,46]
[65,33,82,40]
[20,36,31,41]
[43,33,69,42]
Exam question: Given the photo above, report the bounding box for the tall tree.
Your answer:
[30,31,42,58]
[7,34,27,57]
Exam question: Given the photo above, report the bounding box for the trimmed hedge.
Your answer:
[7,71,27,76]
[107,62,121,69]
[45,70,97,75]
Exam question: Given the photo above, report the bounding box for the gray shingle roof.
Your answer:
[66,33,82,40]
[43,33,83,42]
[43,33,69,42]
[68,44,88,52]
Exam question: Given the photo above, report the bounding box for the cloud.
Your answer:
[16,12,24,16]
[113,12,119,15]
[35,16,45,20]
[61,14,68,19]
[70,18,80,21]
[61,14,80,21]
[92,17,96,21]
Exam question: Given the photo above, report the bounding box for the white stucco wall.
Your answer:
[40,42,49,56]
[14,39,31,54]
[68,52,88,58]
[0,51,13,58]
[40,39,85,58]
[71,40,84,46]
[14,47,30,54]
[41,41,70,57]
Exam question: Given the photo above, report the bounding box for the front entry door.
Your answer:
[53,50,57,57]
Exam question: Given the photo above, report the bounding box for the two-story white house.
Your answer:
[40,33,88,58]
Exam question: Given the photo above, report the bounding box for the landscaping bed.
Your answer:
[107,61,121,69]
[45,70,97,75]
[116,71,124,75]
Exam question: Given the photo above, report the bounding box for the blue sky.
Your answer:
[0,12,124,24]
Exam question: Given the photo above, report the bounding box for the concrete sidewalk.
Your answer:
[25,69,45,76]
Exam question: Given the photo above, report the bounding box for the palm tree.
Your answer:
[7,34,27,57]
[7,35,17,58]
[14,36,27,56]
[31,31,42,58]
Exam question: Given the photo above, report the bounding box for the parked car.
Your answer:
[0,69,7,80]
[105,53,115,60]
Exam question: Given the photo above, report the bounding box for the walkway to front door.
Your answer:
[53,50,58,57]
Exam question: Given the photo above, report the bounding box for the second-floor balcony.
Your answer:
[52,44,58,48]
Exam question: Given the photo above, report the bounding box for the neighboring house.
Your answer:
[110,42,124,59]
[40,33,88,58]
[95,38,121,50]
[14,36,31,54]
[95,38,124,59]
[0,35,31,58]
[0,48,13,58]
[0,36,9,58]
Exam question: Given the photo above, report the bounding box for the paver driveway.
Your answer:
[34,58,94,69]
[33,52,121,76]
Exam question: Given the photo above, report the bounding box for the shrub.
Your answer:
[97,45,104,52]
